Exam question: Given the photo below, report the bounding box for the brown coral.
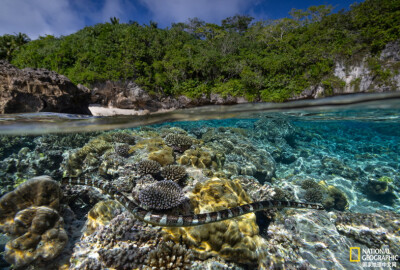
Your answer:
[143,241,193,270]
[112,132,136,145]
[139,180,186,210]
[115,144,131,157]
[164,134,193,152]
[137,160,162,176]
[0,176,67,268]
[4,206,68,268]
[162,165,187,182]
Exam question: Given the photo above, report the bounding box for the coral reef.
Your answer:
[115,144,131,157]
[0,176,67,268]
[164,177,267,264]
[64,135,113,176]
[162,164,187,182]
[144,241,194,270]
[70,212,163,269]
[335,211,400,255]
[178,148,220,170]
[139,180,186,210]
[85,200,123,235]
[304,188,324,203]
[112,132,136,145]
[164,133,193,152]
[3,206,68,268]
[137,159,162,176]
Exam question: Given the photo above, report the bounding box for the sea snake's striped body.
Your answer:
[62,177,324,227]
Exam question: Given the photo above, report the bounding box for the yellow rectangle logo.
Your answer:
[350,247,361,262]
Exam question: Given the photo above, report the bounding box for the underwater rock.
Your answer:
[139,180,187,210]
[366,179,398,206]
[163,177,267,264]
[335,211,400,255]
[322,156,359,180]
[253,118,296,143]
[235,176,275,202]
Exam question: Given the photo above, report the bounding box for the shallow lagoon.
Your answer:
[0,93,399,269]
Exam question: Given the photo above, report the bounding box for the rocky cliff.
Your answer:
[292,41,400,100]
[0,61,91,115]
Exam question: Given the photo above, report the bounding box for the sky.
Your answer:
[0,0,363,39]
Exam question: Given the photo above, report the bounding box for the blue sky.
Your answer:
[0,0,363,39]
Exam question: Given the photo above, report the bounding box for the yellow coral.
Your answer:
[178,148,214,169]
[85,200,123,235]
[148,146,174,166]
[163,177,267,264]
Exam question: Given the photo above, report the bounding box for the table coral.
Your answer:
[163,177,267,264]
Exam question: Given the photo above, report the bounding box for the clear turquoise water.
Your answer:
[0,93,399,269]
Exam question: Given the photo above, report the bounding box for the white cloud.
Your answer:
[0,0,84,39]
[139,0,256,26]
[0,0,136,39]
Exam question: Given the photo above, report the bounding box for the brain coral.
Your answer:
[161,165,187,182]
[163,177,267,264]
[137,160,162,176]
[139,180,186,210]
[0,176,67,268]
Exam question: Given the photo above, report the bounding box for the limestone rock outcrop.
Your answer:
[0,61,91,114]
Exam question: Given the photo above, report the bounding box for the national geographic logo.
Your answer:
[350,247,398,268]
[350,247,360,262]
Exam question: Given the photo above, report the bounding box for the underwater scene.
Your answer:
[0,94,399,270]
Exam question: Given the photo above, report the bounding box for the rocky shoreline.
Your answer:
[1,41,400,116]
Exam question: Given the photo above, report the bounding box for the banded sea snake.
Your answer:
[62,177,324,227]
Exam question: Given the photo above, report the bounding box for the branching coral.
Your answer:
[300,179,320,190]
[143,241,194,270]
[304,188,324,203]
[137,160,162,176]
[139,180,186,210]
[115,144,130,157]
[112,132,136,145]
[164,134,193,152]
[162,165,187,182]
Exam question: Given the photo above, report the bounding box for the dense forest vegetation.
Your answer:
[1,0,399,101]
